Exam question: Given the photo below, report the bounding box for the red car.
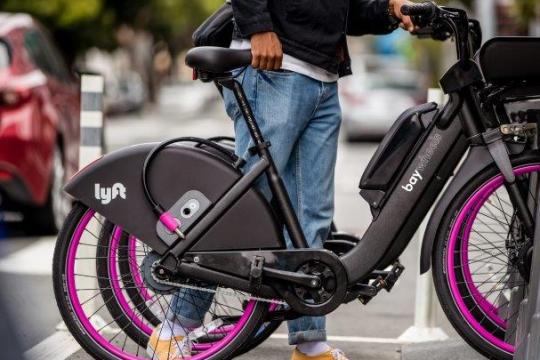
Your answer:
[0,13,80,234]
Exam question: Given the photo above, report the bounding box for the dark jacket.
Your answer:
[231,0,398,77]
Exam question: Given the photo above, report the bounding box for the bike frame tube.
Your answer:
[167,156,271,259]
[342,94,469,282]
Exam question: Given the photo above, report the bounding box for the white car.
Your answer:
[340,66,425,141]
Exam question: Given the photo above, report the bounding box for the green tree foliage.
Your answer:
[103,0,224,49]
[515,0,538,26]
[1,0,537,64]
[0,0,105,62]
[1,0,103,27]
[0,0,223,63]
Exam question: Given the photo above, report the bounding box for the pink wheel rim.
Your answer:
[109,227,154,335]
[460,193,507,329]
[446,164,539,354]
[65,209,258,359]
[127,234,153,302]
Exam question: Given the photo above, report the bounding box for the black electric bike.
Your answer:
[53,3,540,359]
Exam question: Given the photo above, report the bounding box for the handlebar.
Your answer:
[401,1,438,19]
[400,2,479,64]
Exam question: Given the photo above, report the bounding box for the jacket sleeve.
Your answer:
[231,0,274,37]
[347,0,397,36]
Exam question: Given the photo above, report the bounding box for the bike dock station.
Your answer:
[514,113,540,360]
[514,207,540,360]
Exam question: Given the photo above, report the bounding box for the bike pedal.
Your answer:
[356,283,378,297]
[355,282,382,305]
[354,262,405,305]
[381,262,405,293]
[358,295,373,305]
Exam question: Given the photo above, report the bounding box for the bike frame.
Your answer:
[163,76,479,284]
[150,5,539,317]
[160,6,520,286]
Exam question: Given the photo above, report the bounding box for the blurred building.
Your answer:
[475,0,540,39]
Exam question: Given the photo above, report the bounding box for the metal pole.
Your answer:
[474,0,497,41]
[398,218,449,342]
[399,89,449,343]
[79,74,105,168]
[57,74,106,332]
[80,73,105,312]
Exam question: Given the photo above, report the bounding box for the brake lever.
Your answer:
[412,23,452,41]
[412,27,435,39]
[410,15,430,28]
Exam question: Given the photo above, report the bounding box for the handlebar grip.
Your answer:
[401,2,438,18]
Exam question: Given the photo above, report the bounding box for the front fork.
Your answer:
[483,128,535,237]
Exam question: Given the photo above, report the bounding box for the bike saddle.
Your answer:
[185,47,252,74]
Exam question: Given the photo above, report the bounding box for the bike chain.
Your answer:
[151,261,287,306]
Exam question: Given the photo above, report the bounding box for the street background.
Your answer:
[0,0,539,359]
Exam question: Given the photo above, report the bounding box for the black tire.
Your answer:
[53,203,268,360]
[432,153,540,360]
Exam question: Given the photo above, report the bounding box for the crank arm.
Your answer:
[263,267,321,289]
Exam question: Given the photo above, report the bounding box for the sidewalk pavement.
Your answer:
[234,338,487,360]
[401,340,487,360]
[62,337,487,360]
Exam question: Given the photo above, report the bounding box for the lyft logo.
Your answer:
[95,183,127,205]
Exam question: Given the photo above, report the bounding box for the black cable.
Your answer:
[142,137,239,215]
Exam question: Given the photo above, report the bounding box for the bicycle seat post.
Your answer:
[219,77,309,249]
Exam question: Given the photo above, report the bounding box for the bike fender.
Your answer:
[65,143,284,254]
[420,146,495,274]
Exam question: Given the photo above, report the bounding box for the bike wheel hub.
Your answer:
[141,251,177,294]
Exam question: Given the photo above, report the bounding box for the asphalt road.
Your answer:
[0,83,486,359]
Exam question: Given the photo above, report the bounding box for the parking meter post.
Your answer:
[398,89,449,343]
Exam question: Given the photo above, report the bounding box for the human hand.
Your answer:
[389,0,416,32]
[250,32,283,70]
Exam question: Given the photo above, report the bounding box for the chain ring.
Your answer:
[293,261,337,306]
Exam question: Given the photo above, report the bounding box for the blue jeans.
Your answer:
[172,67,341,345]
